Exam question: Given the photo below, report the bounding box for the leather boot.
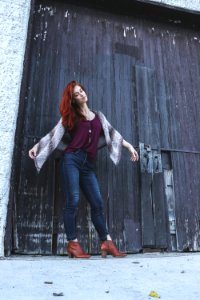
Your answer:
[67,241,91,258]
[100,240,127,258]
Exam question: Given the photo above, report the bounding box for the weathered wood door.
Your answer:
[9,0,200,255]
[135,66,168,250]
[12,0,142,255]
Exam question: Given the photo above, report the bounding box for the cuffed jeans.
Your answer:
[61,149,109,241]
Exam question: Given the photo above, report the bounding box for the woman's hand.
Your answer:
[28,144,38,159]
[122,140,139,162]
[128,146,139,162]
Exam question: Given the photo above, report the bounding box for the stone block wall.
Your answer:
[0,0,31,257]
[142,0,200,12]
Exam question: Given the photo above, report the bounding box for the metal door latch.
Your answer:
[139,143,162,174]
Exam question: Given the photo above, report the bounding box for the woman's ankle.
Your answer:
[106,234,112,241]
[68,238,78,243]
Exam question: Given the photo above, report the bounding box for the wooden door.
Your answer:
[12,1,141,255]
[135,66,168,249]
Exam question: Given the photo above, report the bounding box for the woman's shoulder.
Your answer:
[93,110,105,118]
[93,110,104,121]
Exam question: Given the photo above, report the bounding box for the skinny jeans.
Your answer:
[61,149,108,241]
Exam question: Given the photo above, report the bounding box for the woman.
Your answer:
[29,80,139,258]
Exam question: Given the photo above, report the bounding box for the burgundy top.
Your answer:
[65,113,103,160]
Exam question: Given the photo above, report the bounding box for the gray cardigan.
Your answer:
[34,111,123,172]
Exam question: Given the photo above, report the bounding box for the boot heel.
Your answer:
[67,241,91,258]
[68,252,74,258]
[101,250,107,258]
[100,240,127,258]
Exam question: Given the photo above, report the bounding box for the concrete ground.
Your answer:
[0,252,200,300]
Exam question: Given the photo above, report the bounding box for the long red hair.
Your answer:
[59,80,86,130]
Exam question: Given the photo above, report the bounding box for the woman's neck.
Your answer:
[80,103,90,115]
[79,103,95,121]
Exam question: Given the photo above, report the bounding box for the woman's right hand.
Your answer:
[28,144,38,159]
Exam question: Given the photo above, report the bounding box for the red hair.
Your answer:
[59,80,86,130]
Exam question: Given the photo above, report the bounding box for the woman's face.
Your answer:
[72,85,88,105]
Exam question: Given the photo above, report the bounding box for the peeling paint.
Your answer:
[49,10,55,17]
[37,4,42,13]
[64,10,69,18]
[37,5,56,16]
[43,31,47,42]
[33,30,48,42]
[123,28,126,37]
[123,26,135,38]
[33,33,42,40]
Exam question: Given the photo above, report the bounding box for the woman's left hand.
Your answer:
[129,146,139,162]
[122,139,139,162]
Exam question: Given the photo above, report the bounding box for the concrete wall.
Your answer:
[0,0,199,257]
[0,0,31,257]
[141,0,200,12]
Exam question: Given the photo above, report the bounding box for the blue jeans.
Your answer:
[61,149,109,241]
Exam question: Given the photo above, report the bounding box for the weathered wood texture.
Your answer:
[171,153,200,251]
[10,0,200,254]
[135,66,168,249]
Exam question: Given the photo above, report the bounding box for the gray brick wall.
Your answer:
[0,0,31,256]
[141,0,200,12]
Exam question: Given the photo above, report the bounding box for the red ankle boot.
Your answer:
[100,240,127,258]
[67,241,91,258]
